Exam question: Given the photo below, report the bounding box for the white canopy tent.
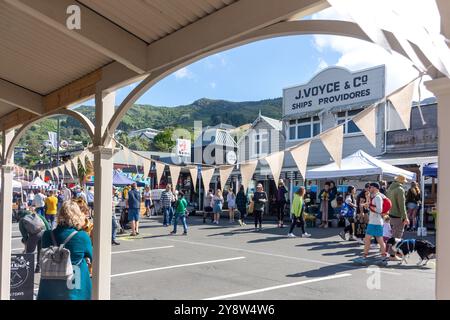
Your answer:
[29,177,50,189]
[306,150,416,181]
[0,179,22,192]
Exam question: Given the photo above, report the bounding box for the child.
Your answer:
[383,215,392,243]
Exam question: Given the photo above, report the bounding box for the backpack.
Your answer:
[22,213,46,235]
[370,194,392,216]
[40,230,79,280]
[340,203,355,218]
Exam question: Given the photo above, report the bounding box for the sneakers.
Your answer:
[170,231,176,235]
[182,232,187,236]
[112,240,120,245]
[302,232,311,238]
[348,236,357,241]
[287,233,296,238]
[339,231,347,241]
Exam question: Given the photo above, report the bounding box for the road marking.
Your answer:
[204,273,352,300]
[12,248,24,251]
[111,256,246,278]
[159,238,402,276]
[112,246,174,254]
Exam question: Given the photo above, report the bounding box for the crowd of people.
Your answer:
[14,172,424,300]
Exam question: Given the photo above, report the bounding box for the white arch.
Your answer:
[104,19,439,145]
[5,108,95,163]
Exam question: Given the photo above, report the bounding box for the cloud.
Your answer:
[311,6,434,100]
[210,82,217,89]
[174,67,194,79]
[316,58,329,72]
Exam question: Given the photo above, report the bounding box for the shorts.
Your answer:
[228,204,236,209]
[145,200,152,208]
[407,202,418,210]
[128,208,140,221]
[366,224,383,237]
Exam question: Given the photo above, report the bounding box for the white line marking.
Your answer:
[205,273,353,300]
[112,246,174,254]
[12,248,24,251]
[159,238,401,276]
[111,256,245,278]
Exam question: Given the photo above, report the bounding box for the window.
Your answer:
[287,116,321,141]
[253,131,269,156]
[337,109,363,135]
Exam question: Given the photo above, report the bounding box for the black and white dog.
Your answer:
[386,238,436,266]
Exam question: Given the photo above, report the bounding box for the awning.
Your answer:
[306,149,416,180]
[282,109,323,121]
[423,163,438,178]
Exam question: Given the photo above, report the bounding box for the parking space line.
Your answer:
[204,273,352,300]
[158,238,402,276]
[111,256,246,278]
[112,246,174,254]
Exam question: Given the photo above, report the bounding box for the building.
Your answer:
[128,128,161,141]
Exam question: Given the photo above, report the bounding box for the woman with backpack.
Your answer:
[37,201,93,300]
[339,186,358,241]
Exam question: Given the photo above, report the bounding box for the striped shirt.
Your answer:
[161,190,173,208]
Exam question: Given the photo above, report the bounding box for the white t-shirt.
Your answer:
[369,193,384,226]
[144,191,151,200]
[383,222,392,238]
[33,193,46,208]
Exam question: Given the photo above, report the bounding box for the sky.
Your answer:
[81,0,437,108]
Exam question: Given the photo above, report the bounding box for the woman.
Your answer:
[37,201,93,300]
[143,186,152,217]
[203,189,214,224]
[318,182,331,228]
[227,189,236,223]
[71,197,94,275]
[252,183,268,232]
[339,186,358,241]
[287,187,311,238]
[406,182,421,231]
[212,189,224,225]
[276,180,288,228]
[235,185,247,227]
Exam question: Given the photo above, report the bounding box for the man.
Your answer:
[86,187,94,213]
[44,190,58,229]
[161,184,174,227]
[18,205,50,273]
[170,191,188,235]
[127,183,141,236]
[386,175,409,239]
[276,179,288,228]
[32,189,46,217]
[361,182,386,261]
[61,184,72,202]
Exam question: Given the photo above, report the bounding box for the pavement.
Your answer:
[11,215,436,300]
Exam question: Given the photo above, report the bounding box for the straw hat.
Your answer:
[394,175,407,184]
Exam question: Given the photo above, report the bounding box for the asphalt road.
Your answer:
[11,215,436,300]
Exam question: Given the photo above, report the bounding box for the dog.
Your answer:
[386,237,436,266]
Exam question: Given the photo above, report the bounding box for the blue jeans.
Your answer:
[112,216,118,240]
[173,215,188,233]
[163,206,174,225]
[45,214,56,229]
[36,207,45,216]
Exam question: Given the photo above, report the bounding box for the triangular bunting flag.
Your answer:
[240,160,258,192]
[264,151,285,187]
[353,105,377,147]
[122,148,130,166]
[71,160,78,177]
[201,167,215,191]
[388,81,416,130]
[219,165,234,189]
[320,125,344,168]
[142,159,151,178]
[188,166,198,190]
[290,140,311,180]
[65,162,73,179]
[169,165,181,186]
[52,167,59,181]
[154,162,165,187]
[130,151,140,172]
[78,152,86,171]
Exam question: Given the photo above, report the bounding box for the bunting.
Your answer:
[264,151,285,187]
[65,161,73,179]
[388,80,416,130]
[142,159,151,178]
[290,140,311,180]
[320,125,344,168]
[169,165,181,186]
[219,165,234,189]
[240,160,258,192]
[352,105,377,147]
[200,167,215,191]
[188,166,198,190]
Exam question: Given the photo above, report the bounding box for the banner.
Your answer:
[154,162,165,187]
[65,161,73,179]
[388,80,415,130]
[240,160,258,192]
[201,167,215,191]
[188,166,198,190]
[353,105,377,147]
[169,165,181,186]
[264,151,285,187]
[290,140,311,180]
[219,165,234,189]
[320,125,344,168]
[78,152,86,171]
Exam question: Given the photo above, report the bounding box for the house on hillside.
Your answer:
[128,128,161,141]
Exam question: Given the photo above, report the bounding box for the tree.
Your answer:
[152,128,175,152]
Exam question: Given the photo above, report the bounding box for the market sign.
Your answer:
[10,254,34,300]
[176,139,191,157]
[283,65,385,117]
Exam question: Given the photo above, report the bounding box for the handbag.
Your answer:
[331,199,338,209]
[247,201,254,214]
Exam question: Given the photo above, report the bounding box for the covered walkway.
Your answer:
[1,0,449,300]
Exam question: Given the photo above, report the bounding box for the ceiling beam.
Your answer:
[4,0,148,74]
[146,0,328,72]
[0,109,36,132]
[0,79,44,115]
